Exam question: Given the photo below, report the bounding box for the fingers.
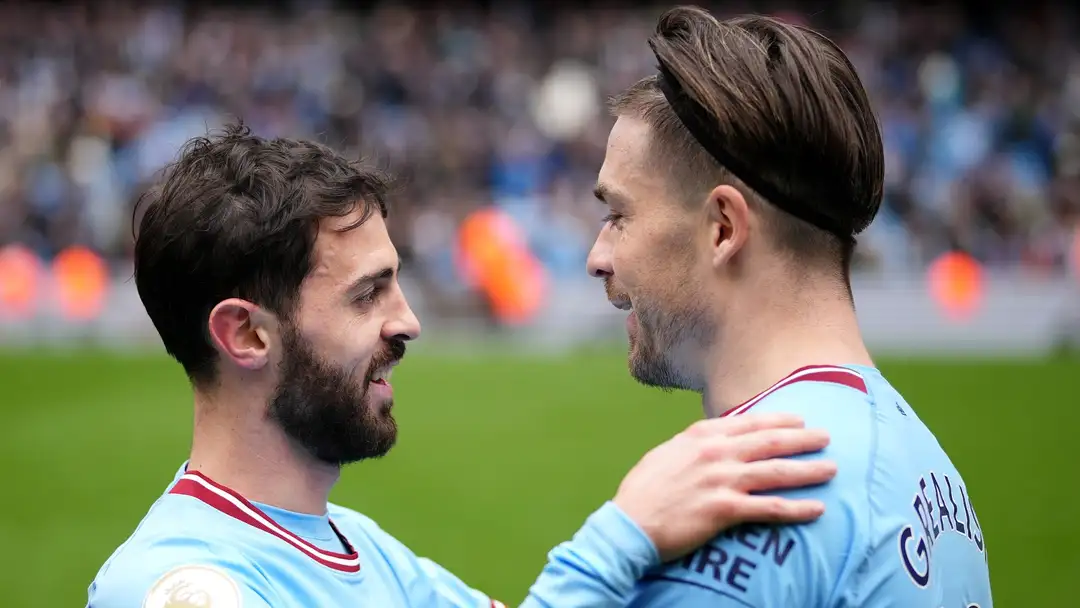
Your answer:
[729,459,838,493]
[726,494,828,523]
[685,412,807,438]
[728,427,831,462]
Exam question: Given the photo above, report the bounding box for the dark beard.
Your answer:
[268,324,406,466]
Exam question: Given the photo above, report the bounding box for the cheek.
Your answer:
[298,309,382,369]
[610,235,645,287]
[616,231,698,303]
[612,229,665,282]
[336,320,385,368]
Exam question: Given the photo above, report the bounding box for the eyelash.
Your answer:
[354,289,378,306]
[602,212,623,227]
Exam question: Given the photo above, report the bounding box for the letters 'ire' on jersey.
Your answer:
[629,364,993,608]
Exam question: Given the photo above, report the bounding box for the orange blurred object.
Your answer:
[0,244,43,319]
[52,246,109,321]
[457,208,547,325]
[927,251,984,321]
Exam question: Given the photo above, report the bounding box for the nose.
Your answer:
[383,286,422,342]
[586,225,614,279]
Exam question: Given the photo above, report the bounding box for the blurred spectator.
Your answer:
[0,0,1078,302]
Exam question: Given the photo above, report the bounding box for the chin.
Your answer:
[628,343,687,392]
[365,397,393,421]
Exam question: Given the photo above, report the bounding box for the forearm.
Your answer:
[518,502,658,608]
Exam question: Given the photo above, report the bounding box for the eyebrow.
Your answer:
[345,260,402,300]
[593,182,627,207]
[593,183,610,204]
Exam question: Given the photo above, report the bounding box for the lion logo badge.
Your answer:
[143,565,241,608]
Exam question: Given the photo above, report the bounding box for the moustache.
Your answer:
[366,339,407,381]
[603,277,629,302]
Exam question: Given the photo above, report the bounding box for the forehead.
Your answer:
[309,210,396,287]
[597,116,667,205]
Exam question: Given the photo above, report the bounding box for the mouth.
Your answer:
[369,360,400,386]
[609,296,633,311]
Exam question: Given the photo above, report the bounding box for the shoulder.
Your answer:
[88,497,278,607]
[746,365,882,556]
[88,531,276,607]
[744,365,878,483]
[738,365,875,422]
[636,469,869,606]
[631,368,882,606]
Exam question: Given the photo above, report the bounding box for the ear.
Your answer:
[704,184,750,269]
[207,298,275,372]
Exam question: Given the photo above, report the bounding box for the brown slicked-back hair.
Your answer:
[611,7,884,285]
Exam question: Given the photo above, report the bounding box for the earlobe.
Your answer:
[207,298,271,371]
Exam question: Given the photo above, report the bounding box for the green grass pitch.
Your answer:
[1,349,1075,606]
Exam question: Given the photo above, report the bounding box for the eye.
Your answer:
[353,287,380,307]
[601,212,624,228]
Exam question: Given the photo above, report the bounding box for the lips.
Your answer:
[366,340,407,387]
[603,278,632,312]
[370,367,392,385]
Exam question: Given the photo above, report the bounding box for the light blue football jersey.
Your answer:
[88,464,661,607]
[629,364,993,607]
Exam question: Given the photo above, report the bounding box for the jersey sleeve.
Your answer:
[87,536,279,608]
[521,501,659,607]
[354,501,659,608]
[413,556,508,607]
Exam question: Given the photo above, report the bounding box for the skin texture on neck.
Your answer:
[700,274,874,417]
[188,382,340,516]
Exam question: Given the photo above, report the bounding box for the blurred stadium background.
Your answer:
[0,0,1078,606]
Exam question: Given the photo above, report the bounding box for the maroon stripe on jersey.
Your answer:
[170,471,361,573]
[724,365,868,417]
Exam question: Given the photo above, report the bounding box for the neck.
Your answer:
[701,283,873,417]
[187,388,339,515]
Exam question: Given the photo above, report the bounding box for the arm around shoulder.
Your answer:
[520,501,660,608]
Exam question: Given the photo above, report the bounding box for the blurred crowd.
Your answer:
[0,0,1078,295]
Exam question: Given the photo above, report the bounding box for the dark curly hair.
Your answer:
[133,122,393,386]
